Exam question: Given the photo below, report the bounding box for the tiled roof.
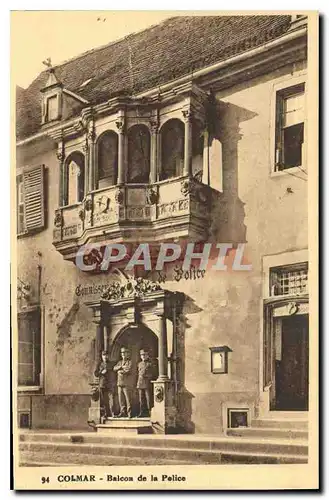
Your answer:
[16,15,292,141]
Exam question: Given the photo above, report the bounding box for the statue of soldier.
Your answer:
[94,350,115,418]
[113,347,133,418]
[137,348,157,417]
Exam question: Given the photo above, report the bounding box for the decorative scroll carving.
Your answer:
[155,385,164,403]
[82,136,89,153]
[84,198,93,211]
[146,187,158,205]
[288,302,299,315]
[181,179,196,197]
[115,119,125,134]
[101,277,161,301]
[182,109,193,122]
[150,119,159,134]
[54,210,63,228]
[56,144,65,163]
[96,195,110,214]
[83,196,93,226]
[115,188,124,205]
[87,121,96,143]
[91,385,100,402]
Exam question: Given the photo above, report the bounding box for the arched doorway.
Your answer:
[109,324,159,416]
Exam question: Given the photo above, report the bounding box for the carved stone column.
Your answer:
[157,314,169,381]
[182,109,193,177]
[151,312,176,433]
[88,319,105,426]
[87,121,96,191]
[82,134,90,196]
[150,121,159,183]
[116,118,126,185]
[95,321,105,362]
[56,141,65,206]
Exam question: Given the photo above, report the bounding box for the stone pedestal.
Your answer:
[151,379,177,434]
[96,417,153,435]
[88,381,102,425]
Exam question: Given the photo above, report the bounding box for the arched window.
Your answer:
[64,152,85,206]
[160,119,184,180]
[97,131,118,189]
[127,125,150,183]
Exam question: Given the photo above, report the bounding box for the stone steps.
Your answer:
[251,418,308,430]
[20,432,308,454]
[227,427,308,440]
[19,451,196,466]
[19,431,308,465]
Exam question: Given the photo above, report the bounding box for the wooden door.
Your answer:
[275,315,309,410]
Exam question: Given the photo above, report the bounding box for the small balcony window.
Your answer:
[97,131,118,189]
[160,119,184,180]
[275,83,305,171]
[127,125,150,183]
[64,152,85,205]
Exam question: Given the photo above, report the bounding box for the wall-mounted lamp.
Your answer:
[209,346,232,374]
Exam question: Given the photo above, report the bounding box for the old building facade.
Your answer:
[16,15,309,434]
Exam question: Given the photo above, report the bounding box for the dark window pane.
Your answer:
[283,123,304,169]
[127,126,150,183]
[18,310,41,386]
[18,364,34,385]
[18,342,34,364]
[98,132,118,187]
[161,119,184,180]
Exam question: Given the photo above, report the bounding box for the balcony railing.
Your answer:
[53,176,220,260]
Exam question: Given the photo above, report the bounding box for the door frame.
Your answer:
[263,296,309,411]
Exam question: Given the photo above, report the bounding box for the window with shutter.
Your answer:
[17,165,46,235]
[18,308,41,387]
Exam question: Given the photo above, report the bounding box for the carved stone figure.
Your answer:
[137,348,158,417]
[94,351,115,418]
[113,347,133,418]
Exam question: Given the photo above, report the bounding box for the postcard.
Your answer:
[11,10,319,490]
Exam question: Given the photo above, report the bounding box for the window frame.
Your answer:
[269,73,307,177]
[269,262,308,298]
[17,306,43,392]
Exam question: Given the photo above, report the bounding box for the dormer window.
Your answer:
[40,67,63,125]
[46,95,59,121]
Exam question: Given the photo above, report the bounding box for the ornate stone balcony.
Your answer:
[53,176,220,260]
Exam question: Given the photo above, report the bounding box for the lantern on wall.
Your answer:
[209,346,232,374]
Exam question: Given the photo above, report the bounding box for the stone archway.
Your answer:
[86,276,184,433]
[109,324,159,416]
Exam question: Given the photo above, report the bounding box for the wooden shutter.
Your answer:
[23,165,45,231]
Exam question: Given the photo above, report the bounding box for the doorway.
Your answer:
[275,315,309,411]
[109,325,158,416]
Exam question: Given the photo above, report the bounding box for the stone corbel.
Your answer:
[115,118,125,135]
[182,108,193,123]
[87,120,96,144]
